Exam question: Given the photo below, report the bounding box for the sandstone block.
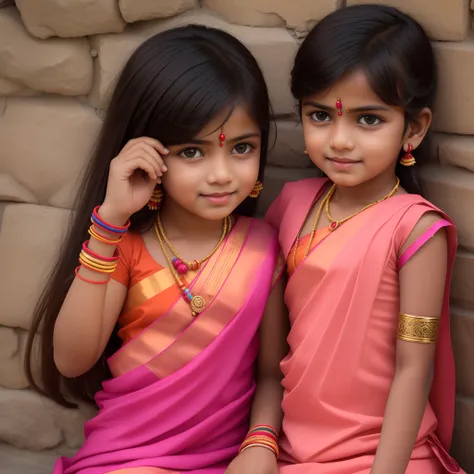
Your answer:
[0,327,30,389]
[346,0,470,41]
[432,39,474,134]
[421,165,474,251]
[431,133,474,173]
[0,175,37,204]
[119,0,197,23]
[268,121,313,169]
[0,387,92,449]
[203,0,341,31]
[0,97,101,208]
[451,251,474,311]
[0,204,70,330]
[258,165,322,215]
[0,8,93,95]
[16,0,125,38]
[0,76,30,96]
[451,308,474,398]
[452,396,474,474]
[89,10,297,115]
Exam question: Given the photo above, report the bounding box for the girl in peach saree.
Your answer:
[25,27,287,474]
[266,5,465,474]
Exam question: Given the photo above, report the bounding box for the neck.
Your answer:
[158,200,226,240]
[332,173,399,207]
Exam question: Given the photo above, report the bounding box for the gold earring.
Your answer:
[304,149,308,154]
[249,180,263,198]
[147,184,163,210]
[400,143,416,167]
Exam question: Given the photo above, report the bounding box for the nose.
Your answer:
[330,119,355,152]
[208,154,233,185]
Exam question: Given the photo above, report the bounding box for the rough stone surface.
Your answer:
[268,121,313,168]
[258,165,322,215]
[452,396,474,473]
[346,0,471,41]
[0,387,92,449]
[15,0,126,39]
[119,0,198,23]
[0,328,29,389]
[451,308,474,398]
[0,97,101,208]
[451,251,474,311]
[203,0,341,31]
[0,7,93,96]
[88,10,297,115]
[0,204,70,330]
[432,39,474,134]
[421,165,474,251]
[431,133,474,172]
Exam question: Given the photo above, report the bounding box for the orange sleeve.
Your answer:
[110,233,136,287]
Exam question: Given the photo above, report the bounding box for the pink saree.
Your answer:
[266,178,463,474]
[53,217,283,474]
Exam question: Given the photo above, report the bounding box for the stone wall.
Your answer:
[0,0,473,472]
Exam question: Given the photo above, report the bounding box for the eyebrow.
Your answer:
[185,132,261,145]
[302,100,390,113]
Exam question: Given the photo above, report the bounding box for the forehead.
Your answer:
[196,105,259,138]
[307,69,384,106]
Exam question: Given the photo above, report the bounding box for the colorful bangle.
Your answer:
[79,251,118,270]
[92,206,130,234]
[82,241,119,261]
[75,266,110,285]
[239,424,279,457]
[79,259,117,274]
[88,226,122,245]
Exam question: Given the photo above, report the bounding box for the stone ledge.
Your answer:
[88,9,297,115]
[0,7,93,96]
[451,251,474,311]
[203,0,341,32]
[433,37,474,134]
[431,133,474,173]
[119,0,198,23]
[346,0,470,41]
[421,165,474,251]
[15,0,125,38]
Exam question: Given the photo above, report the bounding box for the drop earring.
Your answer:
[400,143,416,167]
[249,181,263,198]
[147,184,163,210]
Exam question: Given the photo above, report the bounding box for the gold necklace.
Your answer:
[157,213,230,273]
[326,178,400,232]
[153,216,232,317]
[292,178,400,270]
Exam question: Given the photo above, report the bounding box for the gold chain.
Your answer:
[326,178,400,232]
[292,179,400,271]
[157,213,230,270]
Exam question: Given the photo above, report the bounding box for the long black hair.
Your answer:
[291,4,437,195]
[25,25,271,408]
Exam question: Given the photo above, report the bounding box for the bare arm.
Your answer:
[249,275,289,431]
[371,214,448,474]
[53,207,128,378]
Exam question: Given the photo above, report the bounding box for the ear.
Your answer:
[402,107,432,152]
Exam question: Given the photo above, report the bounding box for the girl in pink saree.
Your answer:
[265,5,465,474]
[25,26,287,474]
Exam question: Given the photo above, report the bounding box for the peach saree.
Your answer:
[266,178,463,474]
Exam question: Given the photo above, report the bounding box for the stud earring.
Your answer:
[400,143,416,167]
[147,184,163,210]
[249,181,263,198]
[304,149,308,154]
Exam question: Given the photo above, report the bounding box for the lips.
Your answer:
[328,157,359,164]
[201,192,234,197]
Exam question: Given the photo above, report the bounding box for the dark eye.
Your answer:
[359,115,381,126]
[179,148,203,159]
[232,143,253,155]
[311,111,330,122]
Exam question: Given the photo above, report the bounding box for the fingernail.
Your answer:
[157,178,161,184]
[164,148,169,153]
[162,166,167,171]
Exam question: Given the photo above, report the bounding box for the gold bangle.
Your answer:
[397,313,440,344]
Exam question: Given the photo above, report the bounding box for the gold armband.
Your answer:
[397,313,440,344]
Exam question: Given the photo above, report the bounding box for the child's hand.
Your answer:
[224,447,278,474]
[100,137,168,224]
